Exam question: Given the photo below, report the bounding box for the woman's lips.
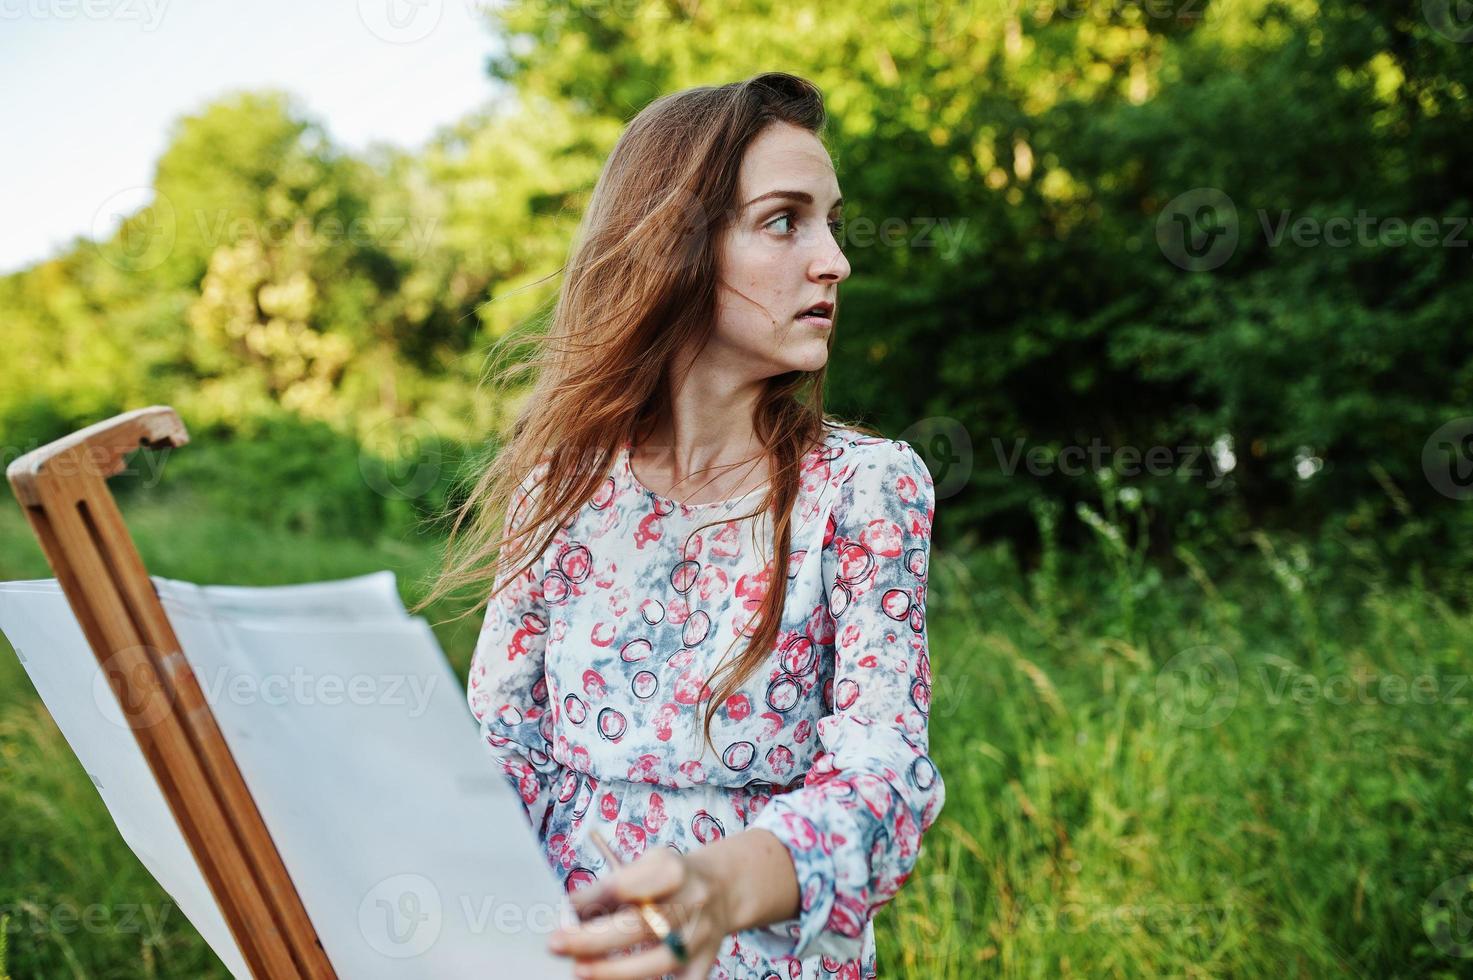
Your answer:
[795,301,834,327]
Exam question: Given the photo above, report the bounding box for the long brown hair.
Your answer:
[412,71,879,755]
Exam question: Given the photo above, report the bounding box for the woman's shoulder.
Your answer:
[815,423,926,482]
[814,430,931,540]
[795,424,930,532]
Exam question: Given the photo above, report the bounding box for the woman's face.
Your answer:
[709,121,850,377]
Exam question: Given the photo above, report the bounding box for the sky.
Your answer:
[0,0,508,274]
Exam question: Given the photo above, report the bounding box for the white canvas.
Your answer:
[0,571,574,978]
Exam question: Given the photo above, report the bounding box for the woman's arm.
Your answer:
[682,827,800,932]
[467,467,558,832]
[742,437,946,962]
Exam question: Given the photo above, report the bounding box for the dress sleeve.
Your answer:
[466,470,558,835]
[746,438,946,962]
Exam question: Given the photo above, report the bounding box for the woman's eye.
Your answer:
[765,211,847,238]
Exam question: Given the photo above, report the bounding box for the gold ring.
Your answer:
[639,904,672,940]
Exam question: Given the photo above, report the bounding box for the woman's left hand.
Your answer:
[546,845,733,980]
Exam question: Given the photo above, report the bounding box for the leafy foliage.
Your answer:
[2,0,1469,564]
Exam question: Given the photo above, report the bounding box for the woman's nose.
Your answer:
[811,234,849,282]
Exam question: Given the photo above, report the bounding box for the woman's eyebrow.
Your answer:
[743,190,844,211]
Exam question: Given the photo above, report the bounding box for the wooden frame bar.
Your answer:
[6,406,336,979]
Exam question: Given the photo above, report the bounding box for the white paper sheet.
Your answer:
[0,572,574,978]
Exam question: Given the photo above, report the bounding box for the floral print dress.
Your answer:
[466,424,946,979]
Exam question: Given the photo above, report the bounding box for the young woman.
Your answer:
[420,72,945,980]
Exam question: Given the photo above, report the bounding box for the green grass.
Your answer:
[880,518,1473,979]
[1,498,1470,977]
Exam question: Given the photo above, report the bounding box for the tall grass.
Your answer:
[882,488,1473,979]
[0,496,1469,977]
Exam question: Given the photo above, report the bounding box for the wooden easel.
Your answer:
[6,406,336,979]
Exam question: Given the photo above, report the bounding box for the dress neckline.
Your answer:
[620,441,772,511]
[620,426,846,511]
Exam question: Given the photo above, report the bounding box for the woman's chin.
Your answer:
[780,344,830,374]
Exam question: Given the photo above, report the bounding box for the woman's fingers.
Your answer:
[569,848,686,918]
[558,905,654,959]
[551,847,720,979]
[569,938,681,980]
[677,948,721,980]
